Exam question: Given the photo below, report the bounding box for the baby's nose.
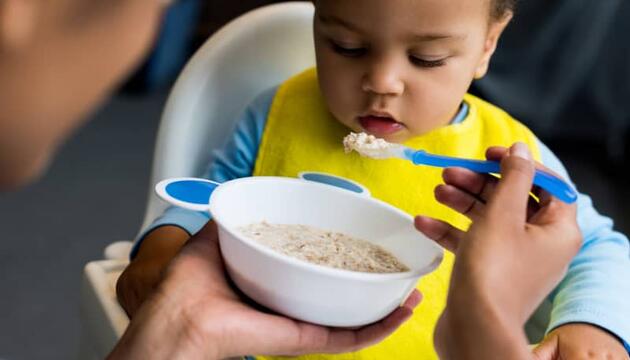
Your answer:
[361,60,405,96]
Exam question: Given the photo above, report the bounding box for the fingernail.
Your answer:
[510,142,531,160]
[400,287,416,307]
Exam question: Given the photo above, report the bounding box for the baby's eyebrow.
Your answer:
[410,33,467,42]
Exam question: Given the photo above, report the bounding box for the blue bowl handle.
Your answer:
[155,177,221,212]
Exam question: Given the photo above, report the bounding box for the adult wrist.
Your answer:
[442,287,530,360]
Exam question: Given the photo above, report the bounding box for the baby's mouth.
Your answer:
[358,115,405,136]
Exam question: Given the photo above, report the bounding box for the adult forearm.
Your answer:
[437,289,531,360]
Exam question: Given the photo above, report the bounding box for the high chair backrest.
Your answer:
[140,2,316,232]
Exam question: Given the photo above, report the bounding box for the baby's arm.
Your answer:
[116,223,191,316]
[533,140,630,357]
[117,205,210,316]
[116,87,276,317]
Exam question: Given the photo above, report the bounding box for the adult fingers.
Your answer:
[442,167,499,204]
[348,306,414,350]
[328,291,421,353]
[401,289,422,310]
[293,290,422,355]
[485,146,509,162]
[435,183,489,222]
[414,215,466,252]
[284,299,417,355]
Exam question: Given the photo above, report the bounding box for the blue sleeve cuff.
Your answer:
[130,206,210,259]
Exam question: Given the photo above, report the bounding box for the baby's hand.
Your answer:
[116,255,166,317]
[116,225,190,317]
[533,323,629,360]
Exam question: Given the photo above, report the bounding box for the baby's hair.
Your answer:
[312,0,516,21]
[491,0,517,20]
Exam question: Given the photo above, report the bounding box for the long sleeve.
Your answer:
[129,87,277,259]
[537,140,630,349]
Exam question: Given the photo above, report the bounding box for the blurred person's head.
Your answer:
[0,0,164,190]
[313,0,513,143]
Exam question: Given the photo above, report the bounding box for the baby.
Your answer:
[117,0,630,359]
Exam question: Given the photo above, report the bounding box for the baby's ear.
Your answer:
[0,0,36,50]
[474,12,513,79]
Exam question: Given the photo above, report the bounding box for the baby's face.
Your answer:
[314,0,510,143]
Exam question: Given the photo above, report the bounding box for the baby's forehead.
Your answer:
[314,0,493,17]
[315,0,491,37]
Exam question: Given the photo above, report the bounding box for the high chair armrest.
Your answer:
[80,259,130,358]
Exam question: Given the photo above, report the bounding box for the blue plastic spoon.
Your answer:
[346,140,578,204]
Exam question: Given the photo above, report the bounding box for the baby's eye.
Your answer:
[409,55,446,68]
[330,41,367,57]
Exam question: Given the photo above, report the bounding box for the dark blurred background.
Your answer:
[0,1,628,359]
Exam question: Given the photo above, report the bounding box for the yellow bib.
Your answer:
[253,68,541,360]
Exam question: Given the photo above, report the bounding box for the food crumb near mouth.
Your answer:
[343,132,394,156]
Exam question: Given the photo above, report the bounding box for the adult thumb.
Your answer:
[179,220,220,257]
[488,142,536,220]
[531,335,559,360]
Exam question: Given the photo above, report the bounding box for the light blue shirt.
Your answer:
[135,87,630,350]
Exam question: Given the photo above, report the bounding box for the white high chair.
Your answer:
[79,2,316,358]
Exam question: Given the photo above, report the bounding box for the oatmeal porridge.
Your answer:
[239,222,409,273]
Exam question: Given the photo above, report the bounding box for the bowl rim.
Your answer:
[209,176,444,282]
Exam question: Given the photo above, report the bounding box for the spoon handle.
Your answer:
[411,151,577,204]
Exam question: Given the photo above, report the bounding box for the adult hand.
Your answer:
[415,142,582,359]
[108,221,421,360]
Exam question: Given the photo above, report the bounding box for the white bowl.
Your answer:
[209,176,443,327]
